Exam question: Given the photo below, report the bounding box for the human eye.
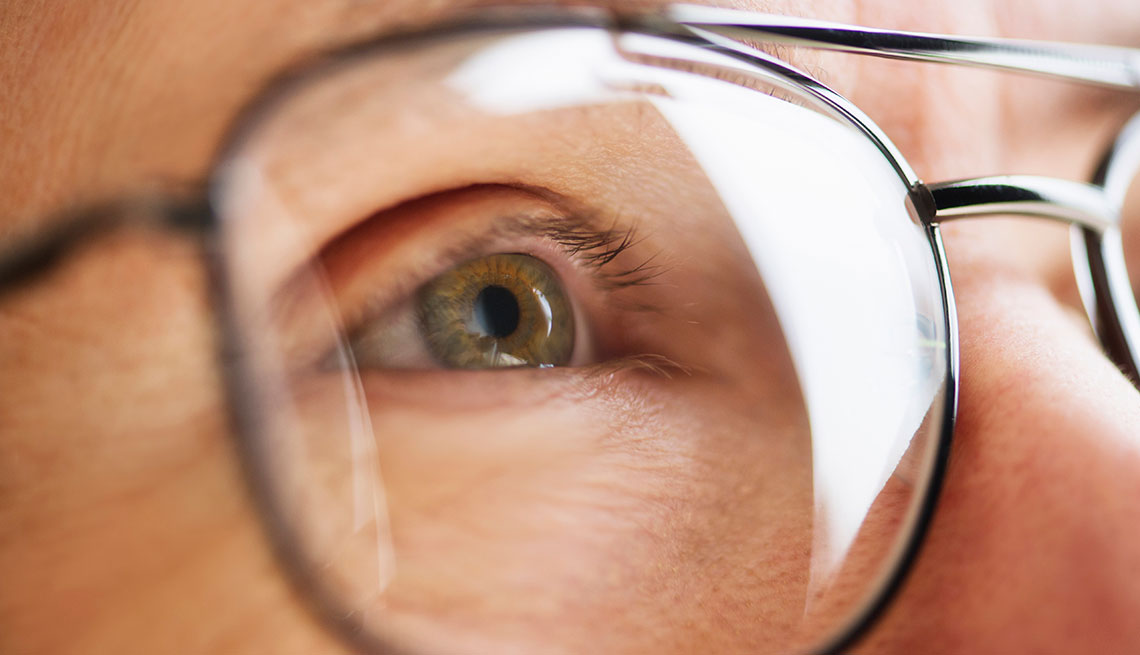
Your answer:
[327,186,668,373]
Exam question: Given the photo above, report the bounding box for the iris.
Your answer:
[417,253,574,368]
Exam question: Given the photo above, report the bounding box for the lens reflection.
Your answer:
[213,23,949,655]
[1119,146,1140,301]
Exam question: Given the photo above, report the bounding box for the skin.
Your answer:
[2,0,1140,654]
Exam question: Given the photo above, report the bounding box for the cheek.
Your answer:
[854,273,1140,654]
[0,229,346,654]
[289,369,815,654]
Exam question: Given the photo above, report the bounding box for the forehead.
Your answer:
[0,0,815,229]
[0,1,778,220]
[0,0,453,220]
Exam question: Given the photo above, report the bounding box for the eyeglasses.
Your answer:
[2,5,1139,654]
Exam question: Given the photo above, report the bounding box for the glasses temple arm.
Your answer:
[926,176,1115,230]
[926,175,1140,384]
[0,197,210,296]
[664,5,1140,90]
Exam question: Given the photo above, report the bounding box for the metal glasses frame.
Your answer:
[665,4,1140,389]
[1,4,1138,655]
[650,6,1140,653]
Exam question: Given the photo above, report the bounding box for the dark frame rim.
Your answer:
[203,10,962,655]
[1073,110,1140,385]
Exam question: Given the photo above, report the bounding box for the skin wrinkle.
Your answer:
[3,1,1140,654]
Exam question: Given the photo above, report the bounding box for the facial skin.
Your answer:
[2,1,1140,654]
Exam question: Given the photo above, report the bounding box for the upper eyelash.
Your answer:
[507,214,669,291]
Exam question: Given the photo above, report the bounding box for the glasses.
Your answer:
[3,5,1139,654]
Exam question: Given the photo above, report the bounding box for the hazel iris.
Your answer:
[417,253,574,368]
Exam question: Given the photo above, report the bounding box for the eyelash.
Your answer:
[530,220,690,376]
[515,217,666,292]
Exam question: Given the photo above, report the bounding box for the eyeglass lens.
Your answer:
[209,24,951,654]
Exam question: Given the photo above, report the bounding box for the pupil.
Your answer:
[474,285,520,338]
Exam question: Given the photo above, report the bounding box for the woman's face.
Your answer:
[2,1,1140,654]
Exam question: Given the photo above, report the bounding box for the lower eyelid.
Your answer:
[329,360,683,414]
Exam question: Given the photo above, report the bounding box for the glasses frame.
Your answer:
[653,6,1140,653]
[1,4,1138,654]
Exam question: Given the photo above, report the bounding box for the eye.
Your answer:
[322,187,658,373]
[415,253,574,369]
